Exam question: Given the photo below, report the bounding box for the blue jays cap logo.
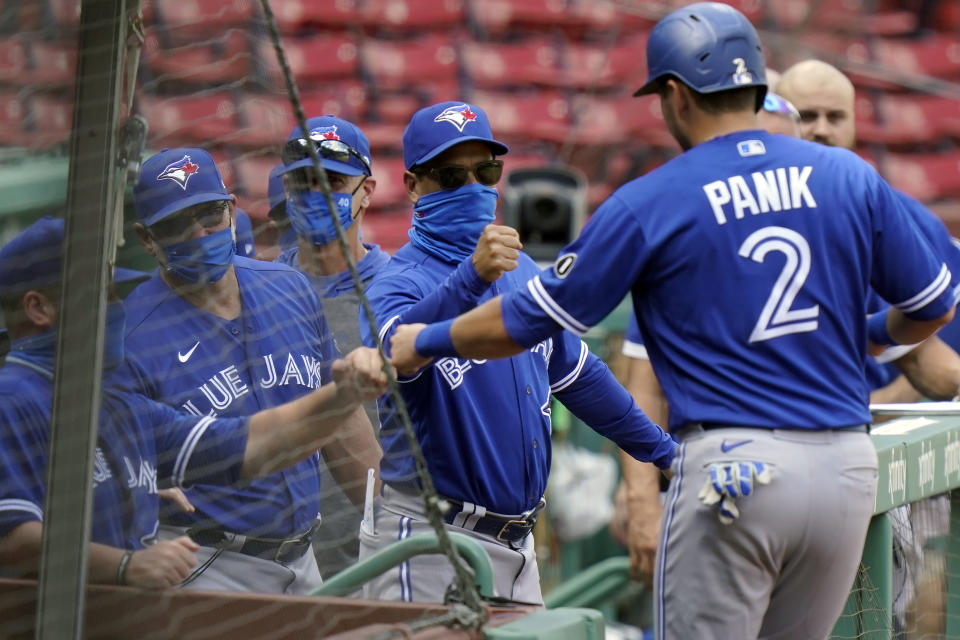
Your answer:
[434,104,479,132]
[157,154,200,190]
[310,125,340,141]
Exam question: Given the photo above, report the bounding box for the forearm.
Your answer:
[888,307,955,345]
[556,356,675,468]
[620,450,663,508]
[626,358,670,428]
[0,521,125,584]
[894,337,960,400]
[395,260,491,328]
[449,297,526,359]
[869,374,923,405]
[322,406,383,507]
[242,382,358,478]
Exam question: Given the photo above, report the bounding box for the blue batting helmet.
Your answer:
[633,2,766,106]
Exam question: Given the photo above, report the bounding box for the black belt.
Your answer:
[187,524,317,564]
[442,498,546,544]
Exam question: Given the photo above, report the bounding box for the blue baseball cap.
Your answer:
[403,101,509,170]
[134,148,231,227]
[280,115,372,178]
[267,163,286,218]
[0,216,149,296]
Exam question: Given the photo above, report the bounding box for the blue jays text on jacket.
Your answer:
[122,256,338,539]
[364,243,675,515]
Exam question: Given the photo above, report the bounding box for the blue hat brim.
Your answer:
[410,136,510,170]
[279,157,368,177]
[140,192,232,228]
[114,267,150,285]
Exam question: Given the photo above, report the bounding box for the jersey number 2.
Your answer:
[738,226,820,343]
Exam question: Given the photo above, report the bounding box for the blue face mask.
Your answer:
[409,183,498,263]
[286,190,356,247]
[160,226,235,284]
[9,300,127,372]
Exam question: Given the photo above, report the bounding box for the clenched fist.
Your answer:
[332,347,392,404]
[473,224,522,282]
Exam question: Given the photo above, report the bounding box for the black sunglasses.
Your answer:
[282,135,371,174]
[416,159,504,190]
[149,200,229,243]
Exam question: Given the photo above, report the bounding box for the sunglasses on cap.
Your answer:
[415,160,504,191]
[282,135,371,174]
[763,94,800,122]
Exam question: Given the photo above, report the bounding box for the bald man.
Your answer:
[779,59,960,405]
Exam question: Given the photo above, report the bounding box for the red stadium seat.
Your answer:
[45,0,81,30]
[268,0,361,33]
[0,92,28,147]
[363,210,411,254]
[468,90,571,144]
[371,91,424,125]
[858,94,960,146]
[28,41,77,86]
[360,0,466,32]
[871,35,960,79]
[28,95,73,148]
[470,0,652,36]
[233,153,277,201]
[567,95,674,148]
[883,151,960,202]
[139,93,239,148]
[765,0,914,35]
[0,39,29,85]
[564,36,648,90]
[234,85,367,149]
[141,0,257,42]
[207,147,237,191]
[363,36,458,91]
[142,29,252,86]
[257,32,359,87]
[363,122,405,155]
[460,39,560,89]
[369,156,408,210]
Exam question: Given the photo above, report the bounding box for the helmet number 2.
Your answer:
[738,226,819,343]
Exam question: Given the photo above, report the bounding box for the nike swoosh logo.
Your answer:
[178,341,200,363]
[720,439,753,453]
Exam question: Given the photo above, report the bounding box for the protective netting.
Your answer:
[2,0,960,638]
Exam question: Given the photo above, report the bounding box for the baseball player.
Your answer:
[358,101,676,605]
[388,5,956,638]
[123,147,381,594]
[0,216,387,588]
[777,59,960,403]
[274,115,390,577]
[234,208,256,259]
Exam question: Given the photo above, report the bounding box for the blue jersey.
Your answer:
[123,256,337,538]
[234,209,256,259]
[0,355,247,550]
[503,131,954,431]
[365,244,675,514]
[275,243,390,300]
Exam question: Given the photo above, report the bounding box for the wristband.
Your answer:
[414,319,458,357]
[117,549,134,585]
[867,310,896,346]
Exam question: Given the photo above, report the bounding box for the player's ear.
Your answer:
[358,177,376,211]
[22,290,57,329]
[403,171,420,203]
[133,222,159,259]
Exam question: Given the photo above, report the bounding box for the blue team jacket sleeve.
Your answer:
[548,331,675,468]
[869,173,955,320]
[149,399,248,489]
[0,395,49,535]
[366,256,492,352]
[502,196,649,346]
